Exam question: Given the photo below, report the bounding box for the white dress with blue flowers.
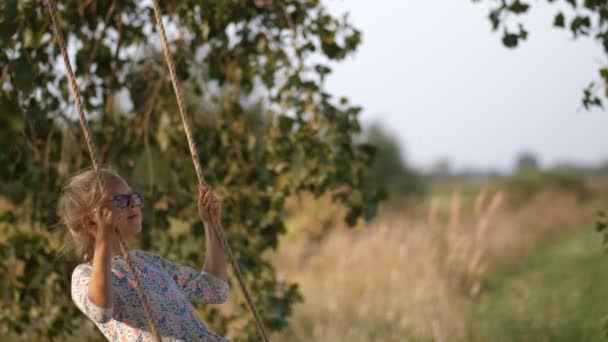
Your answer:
[71,250,230,341]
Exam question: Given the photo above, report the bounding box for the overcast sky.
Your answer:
[322,0,608,173]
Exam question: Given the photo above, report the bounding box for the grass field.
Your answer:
[271,183,607,341]
[468,227,608,342]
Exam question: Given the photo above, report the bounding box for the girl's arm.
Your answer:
[86,204,120,309]
[198,184,228,282]
[202,218,228,282]
[88,236,114,309]
[72,205,120,323]
[140,251,229,304]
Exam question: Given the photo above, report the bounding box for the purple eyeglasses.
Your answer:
[110,192,143,209]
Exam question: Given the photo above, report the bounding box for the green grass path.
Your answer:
[468,228,608,342]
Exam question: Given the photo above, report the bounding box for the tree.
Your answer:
[0,0,384,340]
[472,0,608,111]
[362,122,425,198]
[430,158,453,179]
[515,151,540,174]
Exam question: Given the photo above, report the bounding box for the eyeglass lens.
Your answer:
[113,193,143,208]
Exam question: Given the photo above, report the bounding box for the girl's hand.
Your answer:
[198,184,222,228]
[93,202,123,243]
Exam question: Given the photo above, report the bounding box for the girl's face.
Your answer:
[99,175,143,239]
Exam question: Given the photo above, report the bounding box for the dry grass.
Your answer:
[271,220,464,341]
[269,185,600,341]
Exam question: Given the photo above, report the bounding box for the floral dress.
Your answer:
[71,250,230,341]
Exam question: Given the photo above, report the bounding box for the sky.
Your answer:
[321,0,608,173]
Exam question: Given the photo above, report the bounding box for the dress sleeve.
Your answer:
[140,251,229,304]
[71,264,114,324]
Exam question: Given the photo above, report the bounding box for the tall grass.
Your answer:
[270,185,598,341]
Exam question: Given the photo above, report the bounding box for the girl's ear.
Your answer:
[81,212,97,237]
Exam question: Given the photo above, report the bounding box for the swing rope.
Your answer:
[46,0,162,340]
[150,1,271,341]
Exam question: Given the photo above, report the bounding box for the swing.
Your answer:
[46,0,270,340]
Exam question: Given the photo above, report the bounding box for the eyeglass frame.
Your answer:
[102,192,144,209]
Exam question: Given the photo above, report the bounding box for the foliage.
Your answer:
[0,0,384,340]
[0,213,84,339]
[514,151,540,174]
[472,0,608,111]
[361,123,425,200]
[501,169,588,203]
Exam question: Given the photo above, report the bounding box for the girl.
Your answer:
[59,167,230,341]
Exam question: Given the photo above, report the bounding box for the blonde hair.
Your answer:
[58,166,121,262]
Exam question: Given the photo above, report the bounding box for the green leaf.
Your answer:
[10,57,36,96]
[278,116,294,134]
[26,104,50,134]
[599,69,608,98]
[357,143,377,158]
[0,50,6,69]
[518,24,528,40]
[489,9,501,30]
[345,204,362,226]
[554,12,565,28]
[508,1,530,14]
[75,49,88,74]
[4,0,18,21]
[570,15,591,37]
[597,211,607,233]
[0,94,24,132]
[95,45,112,78]
[0,21,19,42]
[502,32,519,48]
